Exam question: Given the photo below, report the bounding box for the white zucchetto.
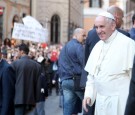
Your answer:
[98,11,115,20]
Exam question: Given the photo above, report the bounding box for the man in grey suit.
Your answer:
[11,43,41,115]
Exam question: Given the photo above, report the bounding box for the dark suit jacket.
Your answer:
[129,27,135,40]
[117,28,130,38]
[11,55,41,105]
[125,57,135,115]
[85,28,99,64]
[80,28,99,88]
[0,59,15,115]
[36,63,48,102]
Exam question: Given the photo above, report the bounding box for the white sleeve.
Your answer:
[84,74,96,106]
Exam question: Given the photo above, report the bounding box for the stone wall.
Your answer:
[35,0,83,44]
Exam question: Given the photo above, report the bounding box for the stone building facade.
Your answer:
[83,0,127,33]
[32,0,83,44]
[0,0,30,41]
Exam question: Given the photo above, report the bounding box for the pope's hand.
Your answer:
[83,97,91,112]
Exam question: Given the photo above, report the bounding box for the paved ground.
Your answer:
[45,88,82,115]
[45,89,63,115]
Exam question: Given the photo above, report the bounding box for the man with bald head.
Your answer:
[59,28,87,115]
[83,12,135,115]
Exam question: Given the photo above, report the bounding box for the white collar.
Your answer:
[104,30,118,43]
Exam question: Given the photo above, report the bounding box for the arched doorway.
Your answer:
[50,15,60,44]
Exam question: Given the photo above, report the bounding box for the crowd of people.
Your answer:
[1,4,135,115]
[0,38,61,115]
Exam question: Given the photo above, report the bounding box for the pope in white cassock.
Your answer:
[83,12,135,115]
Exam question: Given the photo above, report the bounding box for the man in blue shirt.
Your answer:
[58,28,86,115]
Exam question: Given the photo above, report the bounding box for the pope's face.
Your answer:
[95,16,116,41]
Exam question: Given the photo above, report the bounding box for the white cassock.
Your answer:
[84,30,135,115]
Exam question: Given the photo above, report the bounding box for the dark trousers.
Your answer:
[84,102,95,115]
[15,105,36,115]
[0,106,14,115]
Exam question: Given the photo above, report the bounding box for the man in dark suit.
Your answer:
[129,13,135,40]
[124,57,135,115]
[11,43,41,115]
[80,5,131,115]
[80,28,99,115]
[0,43,15,115]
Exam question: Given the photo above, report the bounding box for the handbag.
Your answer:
[65,44,84,91]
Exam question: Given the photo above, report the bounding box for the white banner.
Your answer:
[12,23,48,43]
[22,16,43,29]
